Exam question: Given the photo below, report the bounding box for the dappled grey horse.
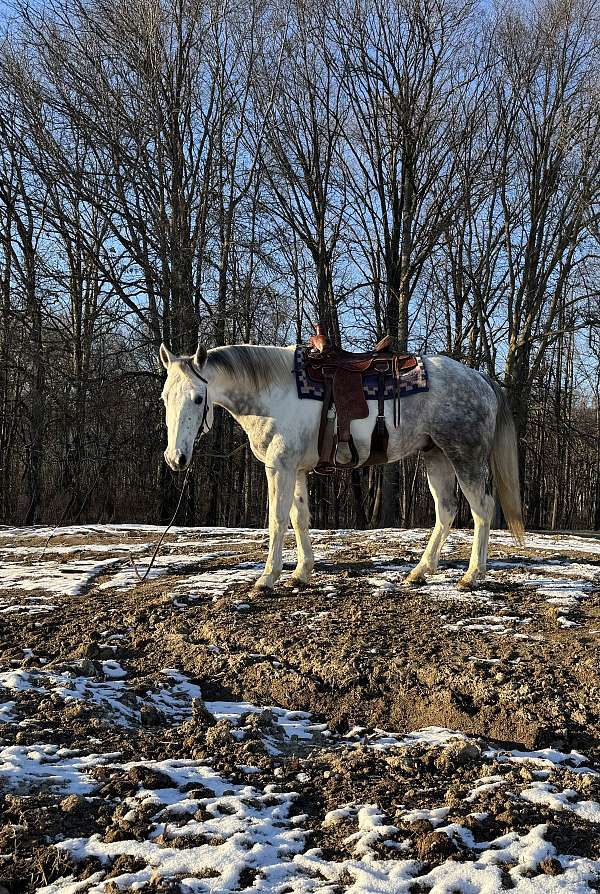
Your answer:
[159,343,523,591]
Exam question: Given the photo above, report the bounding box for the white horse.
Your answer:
[159,342,523,591]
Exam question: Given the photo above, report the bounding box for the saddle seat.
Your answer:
[305,325,418,470]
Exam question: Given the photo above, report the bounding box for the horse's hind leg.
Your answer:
[453,461,495,589]
[289,471,314,585]
[406,449,457,585]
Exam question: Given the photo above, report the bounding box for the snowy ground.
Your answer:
[0,524,598,893]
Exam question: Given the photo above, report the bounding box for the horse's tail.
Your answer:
[489,380,525,545]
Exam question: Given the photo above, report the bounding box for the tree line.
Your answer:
[0,0,599,531]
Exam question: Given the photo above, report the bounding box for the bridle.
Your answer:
[184,358,208,386]
[184,359,211,438]
[130,353,231,585]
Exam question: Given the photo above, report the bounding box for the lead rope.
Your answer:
[127,440,247,583]
[129,460,196,583]
[129,389,210,584]
[128,375,247,584]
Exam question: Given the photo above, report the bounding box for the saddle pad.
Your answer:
[294,347,428,401]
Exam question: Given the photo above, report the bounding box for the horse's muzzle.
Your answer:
[164,449,190,471]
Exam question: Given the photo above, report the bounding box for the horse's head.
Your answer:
[159,343,213,471]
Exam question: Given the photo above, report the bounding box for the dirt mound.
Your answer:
[0,525,599,891]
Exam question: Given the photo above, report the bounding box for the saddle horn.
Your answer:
[308,323,329,354]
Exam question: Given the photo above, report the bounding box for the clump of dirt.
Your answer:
[0,791,107,892]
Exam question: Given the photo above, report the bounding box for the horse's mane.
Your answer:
[206,345,293,391]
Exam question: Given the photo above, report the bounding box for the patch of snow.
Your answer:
[0,543,152,556]
[401,806,451,827]
[465,776,507,802]
[0,700,16,722]
[51,764,306,893]
[0,744,117,793]
[172,563,264,601]
[0,556,123,601]
[100,553,230,590]
[0,666,139,724]
[101,660,127,679]
[520,782,600,822]
[343,805,399,857]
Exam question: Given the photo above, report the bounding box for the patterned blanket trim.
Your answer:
[293,346,428,402]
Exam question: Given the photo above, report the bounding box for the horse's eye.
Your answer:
[194,395,203,406]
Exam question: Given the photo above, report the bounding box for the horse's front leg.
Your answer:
[288,471,314,585]
[255,465,296,591]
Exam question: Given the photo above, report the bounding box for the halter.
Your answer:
[184,359,208,386]
[184,359,211,437]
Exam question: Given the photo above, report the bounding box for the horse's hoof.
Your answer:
[405,573,426,587]
[281,576,309,589]
[254,577,275,593]
[457,575,477,590]
[289,577,310,588]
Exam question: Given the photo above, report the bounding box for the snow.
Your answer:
[174,563,264,601]
[1,525,597,622]
[465,777,507,802]
[47,768,307,893]
[0,744,118,793]
[0,700,16,722]
[2,524,600,893]
[520,783,600,822]
[0,667,160,727]
[204,698,329,749]
[489,746,592,770]
[101,659,127,678]
[0,661,331,753]
[5,714,600,893]
[450,529,600,556]
[343,805,400,857]
[99,552,233,590]
[0,556,123,598]
[0,542,152,556]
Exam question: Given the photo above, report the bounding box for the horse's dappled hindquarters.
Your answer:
[159,341,524,590]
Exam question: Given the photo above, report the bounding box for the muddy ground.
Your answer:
[0,524,598,892]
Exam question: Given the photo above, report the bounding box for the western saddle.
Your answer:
[304,324,418,471]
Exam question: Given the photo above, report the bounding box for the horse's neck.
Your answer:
[210,381,264,418]
[206,346,293,418]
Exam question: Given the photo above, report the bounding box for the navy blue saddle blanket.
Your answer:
[294,347,428,401]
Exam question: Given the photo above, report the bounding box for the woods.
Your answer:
[0,0,598,531]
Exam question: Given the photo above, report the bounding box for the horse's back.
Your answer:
[422,354,499,456]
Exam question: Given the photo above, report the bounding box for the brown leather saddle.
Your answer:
[304,325,418,471]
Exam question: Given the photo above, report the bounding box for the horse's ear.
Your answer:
[194,345,207,369]
[159,343,175,369]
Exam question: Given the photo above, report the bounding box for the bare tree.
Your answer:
[257,0,347,342]
[492,0,600,458]
[0,0,598,532]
